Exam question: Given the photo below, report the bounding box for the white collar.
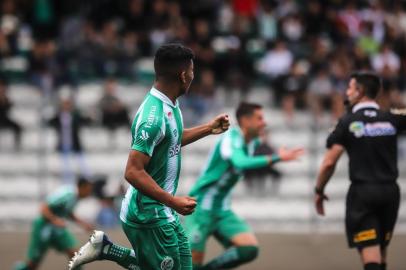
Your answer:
[352,101,379,113]
[150,87,178,107]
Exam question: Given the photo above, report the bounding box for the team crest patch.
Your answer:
[161,256,174,270]
[349,121,364,138]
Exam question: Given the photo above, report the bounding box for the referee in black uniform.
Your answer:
[314,72,405,270]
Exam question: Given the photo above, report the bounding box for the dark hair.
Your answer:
[154,43,194,81]
[236,102,262,123]
[350,72,381,99]
[77,177,92,188]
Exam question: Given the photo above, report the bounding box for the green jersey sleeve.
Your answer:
[221,130,269,170]
[131,120,165,156]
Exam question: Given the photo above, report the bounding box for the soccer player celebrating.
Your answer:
[315,72,406,270]
[14,178,94,270]
[69,44,230,270]
[185,102,304,270]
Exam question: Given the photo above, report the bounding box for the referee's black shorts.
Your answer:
[345,182,400,249]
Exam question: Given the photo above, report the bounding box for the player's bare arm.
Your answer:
[40,203,65,227]
[276,146,305,163]
[315,144,344,216]
[124,150,196,215]
[230,146,304,171]
[182,113,230,147]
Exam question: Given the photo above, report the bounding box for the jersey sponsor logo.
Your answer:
[161,256,174,270]
[349,121,396,138]
[364,110,377,117]
[169,144,181,157]
[145,105,157,128]
[140,130,150,140]
[353,229,377,243]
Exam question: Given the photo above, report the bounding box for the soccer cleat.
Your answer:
[68,230,111,270]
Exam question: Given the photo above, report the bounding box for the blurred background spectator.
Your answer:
[307,66,334,125]
[48,98,93,183]
[1,0,406,116]
[93,176,124,229]
[0,78,22,150]
[280,60,308,125]
[98,78,131,145]
[180,68,218,126]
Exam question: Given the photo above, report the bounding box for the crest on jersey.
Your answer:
[161,256,174,270]
[349,121,364,138]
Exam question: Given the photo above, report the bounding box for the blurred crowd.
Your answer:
[2,0,406,228]
[2,0,406,122]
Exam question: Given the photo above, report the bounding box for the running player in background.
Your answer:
[14,178,94,270]
[69,43,230,270]
[185,102,304,270]
[315,72,406,270]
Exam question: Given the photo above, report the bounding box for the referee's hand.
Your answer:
[315,193,329,216]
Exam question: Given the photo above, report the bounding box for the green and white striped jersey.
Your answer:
[120,87,184,227]
[189,127,269,211]
[45,185,78,218]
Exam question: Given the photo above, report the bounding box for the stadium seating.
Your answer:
[0,84,405,233]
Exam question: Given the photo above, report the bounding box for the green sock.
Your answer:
[101,243,138,269]
[202,246,258,269]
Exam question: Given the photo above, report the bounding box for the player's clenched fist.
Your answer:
[209,114,230,134]
[169,196,197,215]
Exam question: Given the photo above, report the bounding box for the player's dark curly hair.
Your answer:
[154,43,194,82]
[350,71,381,99]
[236,102,262,123]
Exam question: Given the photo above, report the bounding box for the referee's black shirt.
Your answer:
[327,102,406,183]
